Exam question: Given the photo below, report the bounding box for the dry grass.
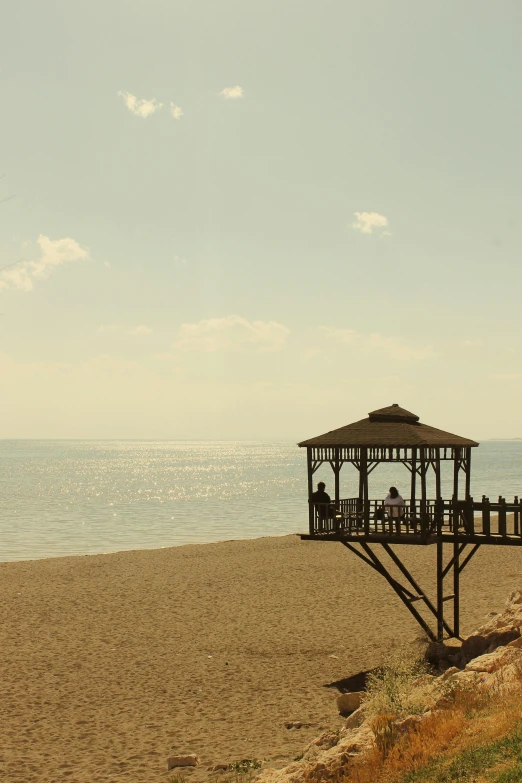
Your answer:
[363,644,432,721]
[340,680,522,783]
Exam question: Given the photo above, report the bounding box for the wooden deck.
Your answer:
[304,496,522,547]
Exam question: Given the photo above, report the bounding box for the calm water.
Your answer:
[1,440,521,562]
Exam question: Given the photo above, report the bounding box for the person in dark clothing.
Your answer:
[311,481,332,527]
[312,481,330,506]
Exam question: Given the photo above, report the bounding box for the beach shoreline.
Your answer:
[1,534,521,782]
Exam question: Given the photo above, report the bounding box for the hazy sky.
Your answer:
[1,0,521,440]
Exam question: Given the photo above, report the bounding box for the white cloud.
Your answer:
[172,315,289,353]
[320,326,436,361]
[169,103,183,119]
[351,211,390,235]
[118,90,163,118]
[219,85,244,99]
[0,235,89,292]
[173,255,187,266]
[97,324,153,336]
[130,325,153,335]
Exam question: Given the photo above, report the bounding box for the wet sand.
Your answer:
[1,534,521,782]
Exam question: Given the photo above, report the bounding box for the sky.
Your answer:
[1,0,521,440]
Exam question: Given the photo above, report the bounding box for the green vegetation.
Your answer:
[396,725,522,782]
[227,759,262,773]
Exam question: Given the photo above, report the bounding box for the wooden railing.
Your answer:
[309,496,522,540]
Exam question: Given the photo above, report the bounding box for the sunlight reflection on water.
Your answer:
[0,440,521,561]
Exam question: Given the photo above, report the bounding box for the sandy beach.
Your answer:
[1,534,521,783]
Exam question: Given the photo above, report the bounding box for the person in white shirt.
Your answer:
[384,486,405,534]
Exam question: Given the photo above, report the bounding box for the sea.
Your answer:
[1,440,522,562]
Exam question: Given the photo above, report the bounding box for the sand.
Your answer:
[1,534,521,783]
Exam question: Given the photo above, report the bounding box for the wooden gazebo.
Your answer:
[299,404,522,641]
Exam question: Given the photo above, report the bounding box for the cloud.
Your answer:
[491,373,522,381]
[461,339,483,347]
[0,235,89,292]
[170,103,183,120]
[351,211,390,235]
[172,315,289,353]
[220,85,244,99]
[173,255,187,266]
[130,325,153,335]
[118,90,163,118]
[97,324,153,336]
[320,326,436,361]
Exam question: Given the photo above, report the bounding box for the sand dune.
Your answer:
[1,534,521,782]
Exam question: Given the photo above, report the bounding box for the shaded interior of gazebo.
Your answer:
[298,404,522,641]
[299,403,481,541]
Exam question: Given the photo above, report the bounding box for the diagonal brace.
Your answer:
[442,543,468,579]
[343,542,438,641]
[459,543,481,574]
[380,543,455,639]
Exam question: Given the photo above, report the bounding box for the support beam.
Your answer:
[465,447,472,499]
[441,543,467,579]
[360,448,369,534]
[459,543,481,573]
[342,542,437,641]
[437,538,444,641]
[411,448,417,524]
[334,448,340,506]
[307,448,314,535]
[453,448,460,500]
[453,536,460,638]
[382,543,454,638]
[435,453,442,502]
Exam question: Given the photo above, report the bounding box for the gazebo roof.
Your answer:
[298,404,479,448]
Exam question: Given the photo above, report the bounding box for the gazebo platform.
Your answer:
[298,404,522,642]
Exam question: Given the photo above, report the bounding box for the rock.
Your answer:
[508,636,522,649]
[440,666,460,681]
[461,626,520,663]
[212,764,230,772]
[336,691,364,715]
[167,755,199,770]
[508,590,522,606]
[465,646,517,674]
[344,706,365,729]
[284,721,313,730]
[395,714,422,733]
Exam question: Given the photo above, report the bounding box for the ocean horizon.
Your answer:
[1,439,522,563]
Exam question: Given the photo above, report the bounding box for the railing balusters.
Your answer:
[498,497,507,536]
[482,496,490,536]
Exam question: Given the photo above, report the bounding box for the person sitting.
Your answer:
[384,486,405,534]
[311,482,333,528]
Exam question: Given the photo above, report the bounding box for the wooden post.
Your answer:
[499,497,507,537]
[453,447,460,500]
[420,447,427,519]
[307,448,314,535]
[452,447,460,532]
[465,447,472,499]
[334,448,340,506]
[437,538,444,641]
[410,447,417,525]
[453,533,460,638]
[435,451,442,500]
[361,448,369,535]
[482,496,491,536]
[358,449,364,514]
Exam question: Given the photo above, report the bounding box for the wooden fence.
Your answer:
[310,496,522,540]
